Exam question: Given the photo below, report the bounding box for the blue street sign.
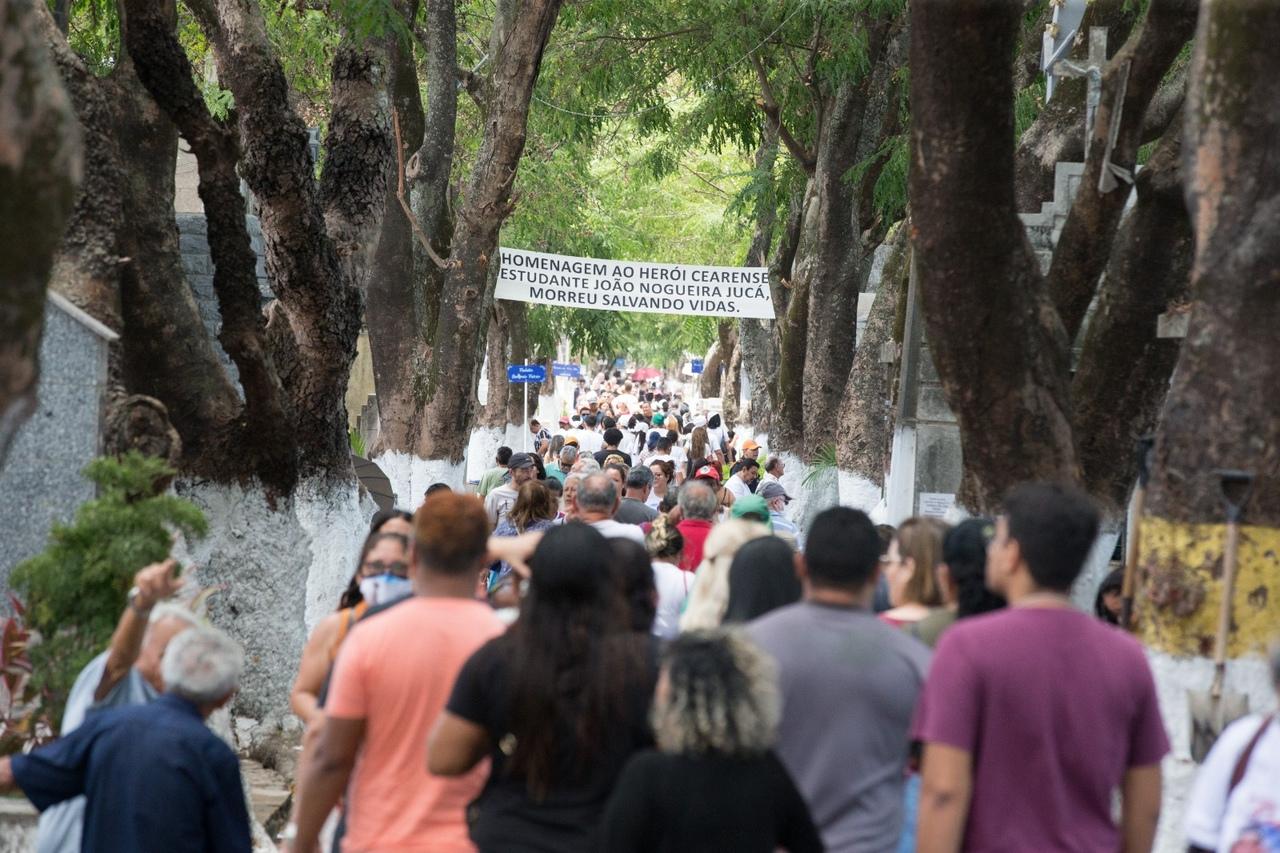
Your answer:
[691,358,704,374]
[552,361,582,378]
[507,363,547,383]
[613,357,626,370]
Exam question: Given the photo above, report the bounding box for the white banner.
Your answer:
[494,247,776,319]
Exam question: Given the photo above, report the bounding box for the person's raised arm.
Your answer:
[1121,763,1162,853]
[96,559,184,701]
[916,742,973,853]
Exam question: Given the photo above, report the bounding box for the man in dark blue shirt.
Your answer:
[0,627,251,853]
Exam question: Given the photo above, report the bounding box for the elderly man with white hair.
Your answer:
[21,558,198,853]
[1,626,251,853]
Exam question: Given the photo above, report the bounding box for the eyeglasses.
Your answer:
[364,560,408,576]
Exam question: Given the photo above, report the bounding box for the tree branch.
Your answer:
[1073,118,1189,513]
[392,109,450,269]
[1046,0,1198,340]
[750,52,816,173]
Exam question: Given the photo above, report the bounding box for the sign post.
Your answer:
[506,362,548,452]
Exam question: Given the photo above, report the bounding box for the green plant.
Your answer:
[0,596,55,756]
[10,453,207,726]
[348,428,367,458]
[802,443,839,486]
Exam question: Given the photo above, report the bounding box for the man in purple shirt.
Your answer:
[914,482,1169,853]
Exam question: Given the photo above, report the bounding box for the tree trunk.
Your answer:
[0,0,81,465]
[1140,0,1280,660]
[1073,119,1191,514]
[835,221,909,509]
[909,0,1080,512]
[698,341,722,399]
[479,302,509,429]
[366,0,423,455]
[502,300,530,430]
[716,320,739,428]
[737,127,778,435]
[416,0,563,467]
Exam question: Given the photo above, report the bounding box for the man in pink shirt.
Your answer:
[284,493,505,853]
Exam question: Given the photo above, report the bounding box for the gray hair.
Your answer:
[161,626,244,705]
[573,457,601,475]
[653,628,779,756]
[678,479,718,521]
[576,472,617,513]
[149,601,203,629]
[559,445,579,467]
[625,466,653,490]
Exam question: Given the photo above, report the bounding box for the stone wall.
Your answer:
[0,294,116,591]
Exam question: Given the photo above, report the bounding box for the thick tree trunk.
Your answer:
[796,78,868,454]
[365,0,422,456]
[1144,5,1280,525]
[1046,0,1198,339]
[909,0,1080,512]
[698,341,722,399]
[479,303,509,429]
[502,300,530,430]
[122,0,296,490]
[1073,120,1191,514]
[0,0,81,465]
[417,0,563,465]
[189,0,388,476]
[1136,12,1280,834]
[835,221,909,508]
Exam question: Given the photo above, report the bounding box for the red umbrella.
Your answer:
[631,367,662,381]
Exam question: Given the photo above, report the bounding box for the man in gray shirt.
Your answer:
[749,506,930,853]
[613,466,658,525]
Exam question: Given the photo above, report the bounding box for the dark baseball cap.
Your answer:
[508,452,536,470]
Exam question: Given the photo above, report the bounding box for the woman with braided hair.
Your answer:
[601,629,822,852]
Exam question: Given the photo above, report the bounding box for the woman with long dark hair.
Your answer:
[429,523,657,853]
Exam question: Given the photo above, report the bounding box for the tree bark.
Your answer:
[1140,0,1280,659]
[417,0,563,464]
[698,341,723,399]
[715,321,740,428]
[1073,119,1190,514]
[479,302,509,429]
[909,0,1080,512]
[502,300,530,430]
[189,0,389,475]
[738,125,779,434]
[835,220,909,490]
[0,0,81,465]
[366,0,424,454]
[122,0,296,490]
[1046,0,1198,339]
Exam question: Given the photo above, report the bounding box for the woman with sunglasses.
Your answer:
[289,530,411,727]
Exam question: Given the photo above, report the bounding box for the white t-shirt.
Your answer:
[725,474,753,500]
[589,518,646,545]
[1185,714,1280,853]
[651,560,691,640]
[484,484,518,528]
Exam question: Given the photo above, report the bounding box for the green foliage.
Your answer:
[348,428,367,457]
[802,443,838,484]
[1015,78,1046,140]
[10,454,207,720]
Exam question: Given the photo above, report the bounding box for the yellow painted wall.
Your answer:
[1139,516,1279,656]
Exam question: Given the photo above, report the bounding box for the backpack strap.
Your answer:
[1228,715,1274,796]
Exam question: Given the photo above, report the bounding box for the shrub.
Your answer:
[9,452,207,727]
[0,595,54,755]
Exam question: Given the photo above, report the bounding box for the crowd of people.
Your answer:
[1,380,1278,853]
